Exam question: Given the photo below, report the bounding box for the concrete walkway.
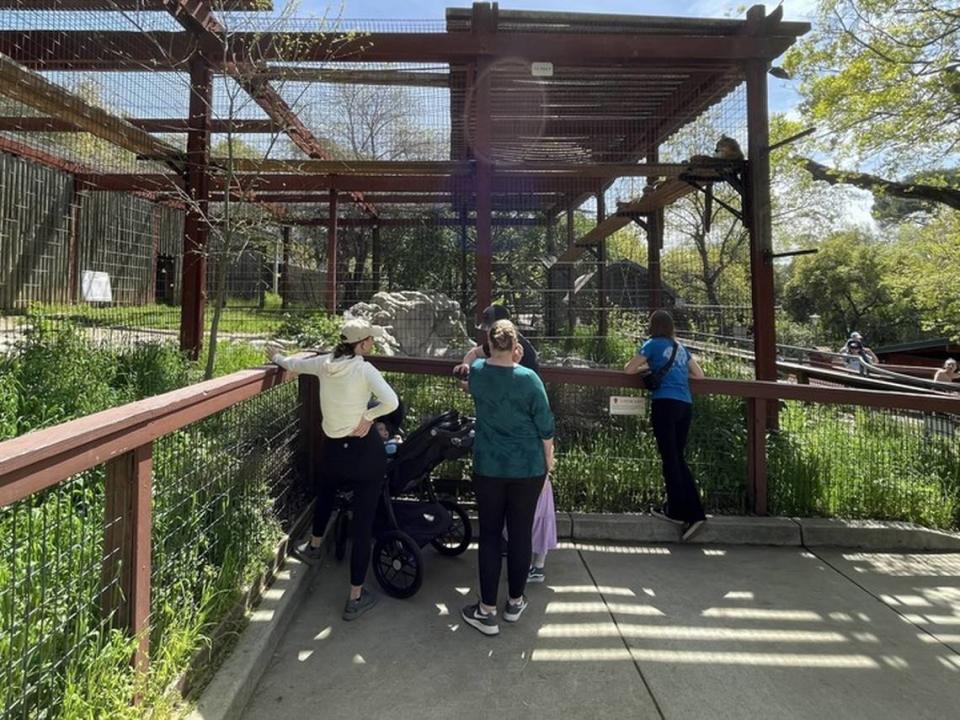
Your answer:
[240,543,960,720]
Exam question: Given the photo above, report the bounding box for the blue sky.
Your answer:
[301,0,820,114]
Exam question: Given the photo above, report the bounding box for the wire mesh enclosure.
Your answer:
[0,378,303,720]
[0,1,805,383]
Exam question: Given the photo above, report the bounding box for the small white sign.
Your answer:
[610,395,647,416]
[81,270,112,303]
[531,62,554,77]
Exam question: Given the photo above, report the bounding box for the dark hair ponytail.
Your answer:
[333,338,361,359]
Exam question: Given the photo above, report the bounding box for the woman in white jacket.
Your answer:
[267,317,398,621]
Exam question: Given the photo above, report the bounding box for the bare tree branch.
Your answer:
[802,158,960,210]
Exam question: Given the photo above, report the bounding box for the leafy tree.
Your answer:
[784,0,960,210]
[781,230,917,345]
[886,209,960,340]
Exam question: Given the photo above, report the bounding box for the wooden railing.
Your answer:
[0,363,299,676]
[1,354,958,694]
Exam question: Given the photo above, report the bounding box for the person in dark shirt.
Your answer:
[454,305,539,376]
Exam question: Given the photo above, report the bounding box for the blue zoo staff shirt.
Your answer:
[639,337,692,404]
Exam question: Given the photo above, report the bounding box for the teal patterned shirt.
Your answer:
[468,360,555,478]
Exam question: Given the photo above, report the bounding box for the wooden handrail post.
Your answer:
[298,374,322,491]
[746,398,768,515]
[101,442,153,686]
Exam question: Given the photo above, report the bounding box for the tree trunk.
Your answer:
[204,255,229,380]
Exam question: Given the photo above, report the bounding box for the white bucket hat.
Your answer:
[341,317,384,344]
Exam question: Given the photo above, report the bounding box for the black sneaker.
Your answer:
[343,589,378,621]
[503,596,528,623]
[293,538,324,564]
[461,603,500,636]
[651,507,685,526]
[682,519,706,542]
[527,566,545,584]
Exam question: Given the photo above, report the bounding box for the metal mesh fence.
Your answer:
[0,469,112,719]
[769,402,960,529]
[384,367,960,532]
[0,380,303,720]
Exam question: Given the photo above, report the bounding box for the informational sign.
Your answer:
[80,270,112,303]
[531,62,554,77]
[609,396,647,416]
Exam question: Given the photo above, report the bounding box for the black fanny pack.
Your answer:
[642,341,679,391]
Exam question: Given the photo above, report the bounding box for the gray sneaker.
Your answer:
[682,519,706,542]
[503,596,528,623]
[527,566,545,584]
[293,539,324,564]
[461,603,500,636]
[343,589,378,621]
[651,507,685,526]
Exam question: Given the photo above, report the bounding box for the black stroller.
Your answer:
[332,409,475,598]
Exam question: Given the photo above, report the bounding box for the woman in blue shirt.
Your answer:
[461,320,555,637]
[625,310,707,541]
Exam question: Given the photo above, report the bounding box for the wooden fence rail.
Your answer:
[1,356,958,687]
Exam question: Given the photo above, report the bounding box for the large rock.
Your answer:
[347,291,472,358]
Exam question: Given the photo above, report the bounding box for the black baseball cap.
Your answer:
[478,304,510,330]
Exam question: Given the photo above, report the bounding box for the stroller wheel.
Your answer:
[334,511,350,563]
[431,501,472,557]
[372,530,423,599]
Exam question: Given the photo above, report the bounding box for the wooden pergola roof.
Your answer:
[0,2,808,218]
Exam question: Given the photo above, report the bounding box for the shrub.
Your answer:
[274,311,340,348]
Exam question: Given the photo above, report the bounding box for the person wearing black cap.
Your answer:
[454,305,539,376]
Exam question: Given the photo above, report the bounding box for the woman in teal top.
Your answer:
[461,320,555,637]
[625,310,707,542]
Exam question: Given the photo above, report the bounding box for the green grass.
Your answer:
[0,324,298,719]
[23,302,302,336]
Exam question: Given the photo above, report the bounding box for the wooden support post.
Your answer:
[474,60,493,323]
[458,208,469,314]
[326,189,338,314]
[371,223,382,296]
[746,398,768,515]
[298,373,322,503]
[565,205,576,337]
[596,189,608,338]
[472,3,496,326]
[646,149,663,315]
[280,225,290,309]
[745,14,777,390]
[101,443,153,682]
[180,56,212,360]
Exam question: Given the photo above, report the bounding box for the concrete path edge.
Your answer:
[186,549,321,720]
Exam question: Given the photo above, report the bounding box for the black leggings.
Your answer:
[650,399,705,523]
[313,432,386,586]
[474,474,546,606]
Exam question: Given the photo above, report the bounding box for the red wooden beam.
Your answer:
[161,0,377,218]
[0,135,88,175]
[281,216,545,228]
[0,28,808,70]
[76,172,602,194]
